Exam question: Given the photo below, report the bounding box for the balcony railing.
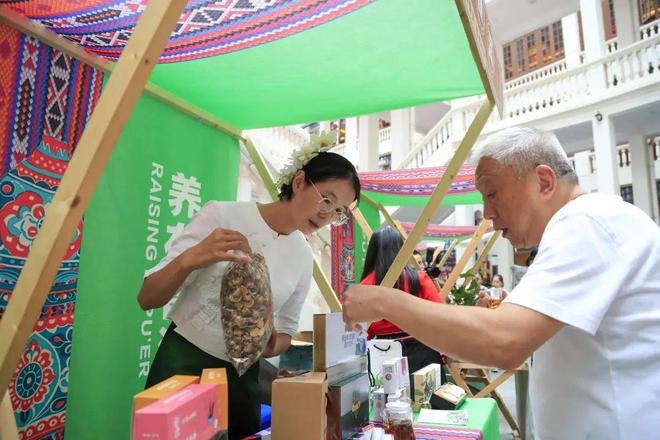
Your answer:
[505,59,568,91]
[479,32,659,124]
[641,18,660,40]
[398,107,457,169]
[399,32,660,170]
[379,126,391,144]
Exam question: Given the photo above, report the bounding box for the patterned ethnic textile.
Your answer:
[0,23,102,439]
[399,223,494,241]
[359,166,478,197]
[2,0,374,63]
[331,214,354,301]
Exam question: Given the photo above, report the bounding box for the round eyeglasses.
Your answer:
[310,182,349,226]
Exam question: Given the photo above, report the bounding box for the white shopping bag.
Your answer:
[367,339,403,389]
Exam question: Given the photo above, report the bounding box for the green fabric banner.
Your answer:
[362,191,483,207]
[65,92,240,439]
[149,0,483,128]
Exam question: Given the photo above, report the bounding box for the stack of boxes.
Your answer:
[313,312,369,440]
[132,369,228,440]
[272,312,369,440]
[411,363,443,412]
[371,356,411,422]
[271,372,329,440]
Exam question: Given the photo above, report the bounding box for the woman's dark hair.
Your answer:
[278,151,361,202]
[360,227,420,296]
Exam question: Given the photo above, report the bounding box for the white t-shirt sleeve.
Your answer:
[143,201,222,288]
[506,213,627,335]
[274,257,313,336]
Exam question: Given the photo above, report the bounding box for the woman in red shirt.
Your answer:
[360,227,446,383]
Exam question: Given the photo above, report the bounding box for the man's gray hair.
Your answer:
[470,127,577,183]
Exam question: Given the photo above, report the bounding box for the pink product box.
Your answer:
[133,383,220,440]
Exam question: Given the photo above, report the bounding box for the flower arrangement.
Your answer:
[276,130,337,190]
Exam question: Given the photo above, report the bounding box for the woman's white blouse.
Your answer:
[144,201,313,361]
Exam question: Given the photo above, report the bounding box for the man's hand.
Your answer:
[342,284,392,331]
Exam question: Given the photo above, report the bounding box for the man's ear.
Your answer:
[291,171,306,195]
[535,165,556,196]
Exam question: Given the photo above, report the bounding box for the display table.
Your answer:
[412,398,499,440]
[243,398,498,440]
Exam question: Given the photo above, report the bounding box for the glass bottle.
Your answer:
[383,400,416,440]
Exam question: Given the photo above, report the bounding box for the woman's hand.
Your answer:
[181,228,252,270]
[261,326,279,358]
[261,326,292,358]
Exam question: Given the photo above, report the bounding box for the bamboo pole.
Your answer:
[438,219,491,300]
[377,204,422,271]
[0,391,18,440]
[359,193,381,210]
[0,5,243,141]
[436,239,459,268]
[475,368,516,398]
[0,0,189,393]
[241,139,342,313]
[351,206,373,240]
[380,100,494,289]
[463,230,501,286]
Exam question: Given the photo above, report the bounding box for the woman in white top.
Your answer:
[137,138,360,439]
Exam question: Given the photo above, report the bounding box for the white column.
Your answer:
[391,108,412,169]
[612,0,639,47]
[574,150,592,178]
[580,0,607,61]
[358,114,379,171]
[574,150,598,192]
[454,206,476,267]
[490,237,514,291]
[580,0,608,91]
[592,112,619,194]
[344,117,359,165]
[319,120,332,133]
[630,135,657,220]
[562,13,582,68]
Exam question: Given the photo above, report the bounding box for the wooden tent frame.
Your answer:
[0,0,504,434]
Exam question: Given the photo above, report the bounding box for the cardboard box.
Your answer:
[271,372,328,440]
[412,363,443,412]
[371,388,388,423]
[327,373,369,440]
[313,312,367,374]
[133,383,219,440]
[200,369,229,432]
[326,356,367,385]
[430,383,467,410]
[133,375,200,413]
[382,357,410,397]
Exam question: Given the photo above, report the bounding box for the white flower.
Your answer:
[276,130,337,190]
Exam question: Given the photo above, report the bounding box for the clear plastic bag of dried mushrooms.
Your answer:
[220,253,273,376]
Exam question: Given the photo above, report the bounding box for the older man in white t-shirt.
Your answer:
[342,127,660,439]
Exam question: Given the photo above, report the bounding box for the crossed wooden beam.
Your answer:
[0,1,500,436]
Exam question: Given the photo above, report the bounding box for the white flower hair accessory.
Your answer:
[276,130,337,190]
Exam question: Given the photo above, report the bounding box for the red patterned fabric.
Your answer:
[0,23,102,439]
[399,223,493,241]
[359,166,477,197]
[5,0,374,63]
[330,214,355,301]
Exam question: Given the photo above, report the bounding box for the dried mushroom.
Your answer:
[221,253,273,375]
